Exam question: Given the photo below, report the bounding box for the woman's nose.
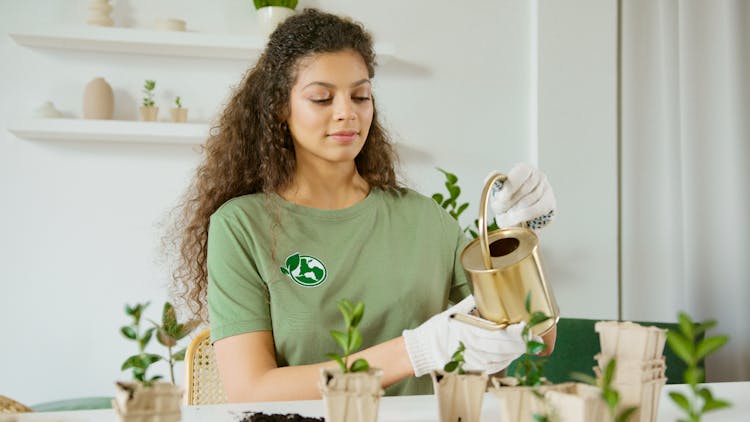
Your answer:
[333,98,356,121]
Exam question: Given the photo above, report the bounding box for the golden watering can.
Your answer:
[454,172,560,336]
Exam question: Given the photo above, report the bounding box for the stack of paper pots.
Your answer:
[594,321,667,422]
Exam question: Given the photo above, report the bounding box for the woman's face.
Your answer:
[286,49,374,167]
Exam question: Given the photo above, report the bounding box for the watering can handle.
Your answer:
[479,172,508,270]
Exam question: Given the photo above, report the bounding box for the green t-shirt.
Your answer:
[207,188,471,395]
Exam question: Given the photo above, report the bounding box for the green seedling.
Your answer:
[326,299,370,373]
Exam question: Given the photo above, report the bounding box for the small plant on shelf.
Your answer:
[174,96,182,108]
[326,299,370,373]
[142,80,156,107]
[667,312,731,422]
[253,0,298,10]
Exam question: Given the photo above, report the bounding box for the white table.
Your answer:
[12,382,749,421]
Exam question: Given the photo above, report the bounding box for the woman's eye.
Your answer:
[353,96,371,102]
[311,98,332,104]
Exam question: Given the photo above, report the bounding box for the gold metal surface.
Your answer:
[459,172,560,336]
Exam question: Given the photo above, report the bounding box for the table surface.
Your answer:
[10,381,749,422]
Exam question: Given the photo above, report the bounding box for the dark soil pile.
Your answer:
[239,411,324,422]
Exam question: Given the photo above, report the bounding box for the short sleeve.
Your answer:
[449,231,472,303]
[207,211,272,343]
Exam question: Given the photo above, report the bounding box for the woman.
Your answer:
[172,9,557,402]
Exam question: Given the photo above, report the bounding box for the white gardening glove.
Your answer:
[489,163,556,229]
[402,295,527,377]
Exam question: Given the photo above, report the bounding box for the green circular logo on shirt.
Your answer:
[280,253,327,287]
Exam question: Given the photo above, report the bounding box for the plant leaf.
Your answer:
[432,193,444,204]
[703,398,731,412]
[162,302,177,331]
[616,406,639,422]
[330,330,349,354]
[140,327,155,349]
[694,319,718,336]
[455,202,469,217]
[350,358,369,373]
[172,347,186,362]
[677,312,694,339]
[669,392,691,412]
[280,266,289,275]
[348,328,362,353]
[178,319,202,339]
[525,291,532,313]
[570,372,597,386]
[350,301,365,328]
[444,361,459,373]
[528,312,551,328]
[527,340,547,355]
[604,359,617,384]
[666,330,694,365]
[121,355,143,371]
[696,336,729,360]
[437,168,458,185]
[337,300,352,325]
[121,326,137,340]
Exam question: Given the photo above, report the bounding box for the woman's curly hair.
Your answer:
[169,9,401,321]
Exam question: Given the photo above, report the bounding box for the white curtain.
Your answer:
[622,0,749,381]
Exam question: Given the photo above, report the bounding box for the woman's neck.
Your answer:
[278,163,370,210]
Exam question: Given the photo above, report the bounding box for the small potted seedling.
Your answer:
[319,299,382,422]
[431,341,489,422]
[490,292,569,422]
[139,80,158,121]
[114,301,200,422]
[170,96,188,123]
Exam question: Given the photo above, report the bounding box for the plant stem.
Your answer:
[168,344,175,384]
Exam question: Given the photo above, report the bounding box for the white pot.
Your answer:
[256,6,295,38]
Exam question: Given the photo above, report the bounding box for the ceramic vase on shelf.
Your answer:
[139,106,159,122]
[87,0,113,27]
[83,77,114,120]
[256,6,295,38]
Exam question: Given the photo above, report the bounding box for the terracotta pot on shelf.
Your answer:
[139,106,159,122]
[83,77,114,119]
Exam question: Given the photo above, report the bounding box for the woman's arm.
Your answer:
[213,331,414,402]
[537,325,557,356]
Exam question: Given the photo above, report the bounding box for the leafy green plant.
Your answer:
[142,80,156,107]
[253,0,298,9]
[120,301,200,386]
[512,292,552,387]
[431,168,499,238]
[326,299,370,373]
[174,96,182,108]
[443,341,467,375]
[572,359,638,422]
[666,312,731,422]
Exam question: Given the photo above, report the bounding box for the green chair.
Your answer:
[507,318,700,384]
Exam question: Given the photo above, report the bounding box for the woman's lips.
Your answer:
[328,131,359,142]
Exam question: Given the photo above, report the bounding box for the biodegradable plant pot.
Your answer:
[139,106,159,122]
[490,379,570,422]
[170,107,188,123]
[544,383,609,422]
[319,367,383,422]
[594,321,667,360]
[431,370,488,422]
[112,381,182,422]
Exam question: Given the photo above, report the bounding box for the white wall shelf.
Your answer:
[8,118,207,145]
[8,26,396,62]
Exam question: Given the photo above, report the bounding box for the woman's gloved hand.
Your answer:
[402,296,527,377]
[489,163,556,229]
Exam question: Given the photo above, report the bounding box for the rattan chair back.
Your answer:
[185,329,227,405]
